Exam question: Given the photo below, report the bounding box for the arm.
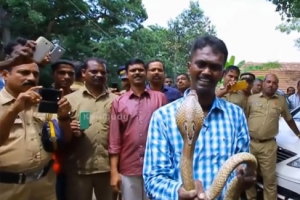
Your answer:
[58,118,72,143]
[282,98,300,137]
[0,108,19,146]
[143,110,181,200]
[108,99,121,173]
[245,99,251,119]
[215,88,228,98]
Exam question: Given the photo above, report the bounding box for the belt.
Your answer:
[0,159,54,184]
[250,137,274,143]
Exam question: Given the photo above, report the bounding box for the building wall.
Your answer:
[250,70,300,91]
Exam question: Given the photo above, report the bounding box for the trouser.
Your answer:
[246,139,277,200]
[121,175,150,200]
[0,169,56,200]
[56,173,66,200]
[65,172,112,200]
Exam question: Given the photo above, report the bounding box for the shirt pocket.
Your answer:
[269,105,282,117]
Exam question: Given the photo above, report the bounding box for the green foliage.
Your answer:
[225,56,235,69]
[243,61,281,72]
[276,18,300,49]
[0,0,216,86]
[269,0,300,19]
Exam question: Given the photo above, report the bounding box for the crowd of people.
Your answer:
[0,35,299,200]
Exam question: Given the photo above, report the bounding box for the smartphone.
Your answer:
[39,88,62,102]
[38,89,62,113]
[79,111,90,130]
[111,82,119,92]
[33,36,54,63]
[49,45,66,63]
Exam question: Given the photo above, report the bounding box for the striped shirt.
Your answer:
[143,89,250,200]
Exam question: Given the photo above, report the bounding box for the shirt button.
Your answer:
[139,134,142,136]
[139,145,143,148]
[139,121,143,124]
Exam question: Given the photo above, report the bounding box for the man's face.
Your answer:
[188,46,224,95]
[82,60,107,87]
[121,78,130,90]
[2,63,39,93]
[176,75,190,91]
[287,87,295,96]
[262,75,278,96]
[147,61,165,84]
[164,78,173,86]
[53,64,75,88]
[126,64,146,85]
[252,80,263,94]
[223,70,239,85]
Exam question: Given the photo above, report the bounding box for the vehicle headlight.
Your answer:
[287,157,300,168]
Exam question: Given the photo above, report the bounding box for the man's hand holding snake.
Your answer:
[236,165,257,191]
[178,180,206,200]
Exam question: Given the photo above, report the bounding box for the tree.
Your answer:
[0,0,147,59]
[276,18,300,49]
[165,0,216,76]
[269,0,300,19]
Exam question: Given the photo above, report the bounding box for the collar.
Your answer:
[183,88,224,112]
[128,88,150,99]
[146,84,168,92]
[81,85,109,99]
[0,87,15,105]
[258,92,279,98]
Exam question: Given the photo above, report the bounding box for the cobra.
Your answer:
[176,89,257,200]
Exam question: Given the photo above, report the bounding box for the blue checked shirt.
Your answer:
[143,89,250,200]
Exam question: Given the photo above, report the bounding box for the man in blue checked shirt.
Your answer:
[143,35,256,200]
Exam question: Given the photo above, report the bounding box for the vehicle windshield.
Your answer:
[291,106,300,121]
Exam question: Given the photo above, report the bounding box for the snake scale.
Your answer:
[176,89,257,200]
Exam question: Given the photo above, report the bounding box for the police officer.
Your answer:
[0,57,72,199]
[216,65,245,110]
[240,72,255,100]
[246,74,300,200]
[117,65,130,94]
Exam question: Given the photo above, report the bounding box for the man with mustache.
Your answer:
[143,36,256,200]
[146,59,181,103]
[164,76,173,87]
[109,58,167,200]
[64,57,118,200]
[246,74,300,200]
[0,49,72,200]
[176,73,191,96]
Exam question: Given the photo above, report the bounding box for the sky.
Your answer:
[142,0,300,63]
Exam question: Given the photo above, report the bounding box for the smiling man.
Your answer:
[146,59,181,103]
[143,36,255,200]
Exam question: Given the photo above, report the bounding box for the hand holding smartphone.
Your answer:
[33,37,54,64]
[79,111,90,130]
[38,88,62,113]
[49,45,66,63]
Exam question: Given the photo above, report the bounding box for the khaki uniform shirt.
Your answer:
[246,93,292,140]
[64,86,118,174]
[217,86,246,111]
[0,88,53,172]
